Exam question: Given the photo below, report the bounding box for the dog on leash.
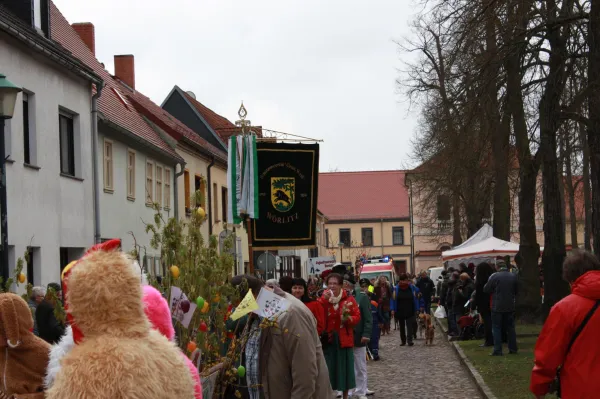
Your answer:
[418,312,427,338]
[420,313,435,345]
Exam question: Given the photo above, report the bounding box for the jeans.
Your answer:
[447,309,458,336]
[481,310,493,346]
[399,315,415,344]
[353,347,368,395]
[491,311,517,354]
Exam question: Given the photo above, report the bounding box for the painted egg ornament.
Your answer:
[17,273,26,284]
[196,207,206,219]
[180,299,191,314]
[201,301,210,313]
[196,296,205,309]
[170,265,180,279]
[237,365,246,378]
[199,321,208,332]
[213,293,221,303]
[187,341,197,352]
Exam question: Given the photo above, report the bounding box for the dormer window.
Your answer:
[33,0,42,30]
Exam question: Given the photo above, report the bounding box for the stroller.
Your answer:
[458,311,485,341]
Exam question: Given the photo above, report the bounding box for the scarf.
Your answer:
[329,289,344,310]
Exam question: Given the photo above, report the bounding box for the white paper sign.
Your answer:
[253,288,290,320]
[169,286,197,328]
[307,256,336,276]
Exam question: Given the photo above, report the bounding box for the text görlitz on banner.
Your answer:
[252,142,319,249]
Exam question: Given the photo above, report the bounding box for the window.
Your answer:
[361,228,373,247]
[195,175,205,209]
[164,168,171,209]
[221,187,228,223]
[103,139,113,191]
[26,247,34,285]
[23,93,31,164]
[184,170,191,213]
[213,183,218,222]
[392,227,405,245]
[437,195,451,221]
[156,165,163,207]
[145,161,154,204]
[325,229,329,247]
[339,229,351,247]
[127,150,135,199]
[59,113,75,176]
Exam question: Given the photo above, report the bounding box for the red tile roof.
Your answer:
[182,91,239,142]
[49,2,182,161]
[122,85,227,163]
[318,171,410,221]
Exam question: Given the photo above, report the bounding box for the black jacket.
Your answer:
[440,275,450,307]
[452,279,475,314]
[416,277,435,300]
[484,270,518,312]
[36,300,65,344]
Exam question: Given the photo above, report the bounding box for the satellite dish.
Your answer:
[186,91,196,100]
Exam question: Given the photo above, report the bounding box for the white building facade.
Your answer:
[0,3,102,288]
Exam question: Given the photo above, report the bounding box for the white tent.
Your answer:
[442,236,520,261]
[451,223,493,250]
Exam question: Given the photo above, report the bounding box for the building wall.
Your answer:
[97,129,175,271]
[324,220,412,271]
[175,144,249,263]
[1,35,94,288]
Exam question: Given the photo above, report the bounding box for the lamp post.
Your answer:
[0,74,21,284]
[338,241,344,263]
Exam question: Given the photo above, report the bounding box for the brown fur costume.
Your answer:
[0,293,50,399]
[45,250,195,399]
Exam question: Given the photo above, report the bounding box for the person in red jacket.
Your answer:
[319,273,361,399]
[530,250,600,398]
[292,277,326,335]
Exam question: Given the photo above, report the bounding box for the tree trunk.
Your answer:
[563,133,579,248]
[590,0,600,256]
[452,192,462,246]
[579,123,592,250]
[506,46,541,319]
[539,3,571,316]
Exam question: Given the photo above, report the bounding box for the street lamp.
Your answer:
[0,74,21,284]
[338,241,344,263]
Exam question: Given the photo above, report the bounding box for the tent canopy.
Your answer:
[442,236,520,261]
[452,223,493,250]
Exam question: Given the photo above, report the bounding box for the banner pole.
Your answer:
[247,217,254,275]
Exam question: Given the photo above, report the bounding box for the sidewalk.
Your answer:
[366,323,482,398]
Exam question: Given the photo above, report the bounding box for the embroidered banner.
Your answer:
[252,142,319,249]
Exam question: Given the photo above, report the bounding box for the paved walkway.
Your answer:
[365,323,482,398]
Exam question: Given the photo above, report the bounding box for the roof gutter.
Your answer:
[0,19,102,85]
[207,156,216,235]
[92,83,104,244]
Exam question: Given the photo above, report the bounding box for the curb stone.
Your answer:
[435,316,498,399]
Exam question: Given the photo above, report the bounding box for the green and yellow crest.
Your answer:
[271,177,295,212]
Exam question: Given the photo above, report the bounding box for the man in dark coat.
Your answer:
[36,283,65,344]
[416,271,436,314]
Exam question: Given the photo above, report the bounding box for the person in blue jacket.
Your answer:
[390,273,424,346]
[362,279,384,361]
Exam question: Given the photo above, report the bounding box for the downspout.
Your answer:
[92,83,104,244]
[207,156,215,235]
[174,161,186,220]
[380,218,384,256]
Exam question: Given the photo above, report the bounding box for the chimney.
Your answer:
[114,55,135,89]
[72,23,95,55]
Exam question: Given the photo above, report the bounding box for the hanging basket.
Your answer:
[201,362,224,399]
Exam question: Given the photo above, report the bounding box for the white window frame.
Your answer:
[164,168,171,210]
[127,149,136,200]
[156,164,163,208]
[146,160,154,205]
[103,139,114,192]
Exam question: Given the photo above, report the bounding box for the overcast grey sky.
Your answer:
[54,0,419,171]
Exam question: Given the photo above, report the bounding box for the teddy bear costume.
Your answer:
[0,293,50,399]
[45,242,195,399]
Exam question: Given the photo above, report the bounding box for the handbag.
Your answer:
[549,300,600,397]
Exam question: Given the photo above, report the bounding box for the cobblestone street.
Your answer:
[365,323,482,398]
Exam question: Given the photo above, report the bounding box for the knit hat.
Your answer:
[343,273,356,285]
